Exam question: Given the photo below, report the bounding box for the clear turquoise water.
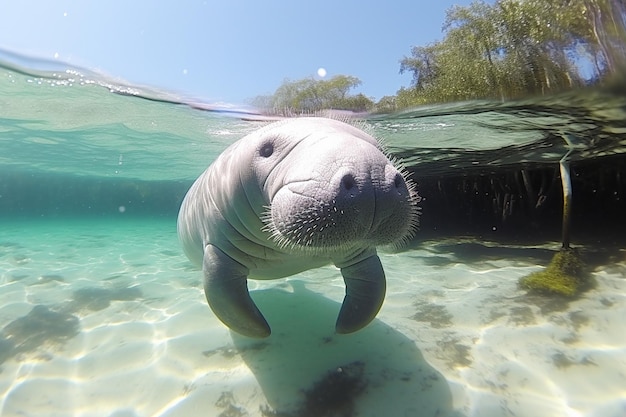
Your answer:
[1,60,625,417]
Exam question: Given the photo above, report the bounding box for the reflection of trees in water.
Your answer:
[383,84,626,241]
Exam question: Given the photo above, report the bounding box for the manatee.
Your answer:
[177,117,419,337]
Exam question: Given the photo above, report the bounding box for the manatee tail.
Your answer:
[203,245,271,338]
[336,254,386,334]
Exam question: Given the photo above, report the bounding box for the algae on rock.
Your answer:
[519,249,585,296]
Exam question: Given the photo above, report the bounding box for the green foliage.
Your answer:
[519,250,586,297]
[251,0,625,113]
[372,95,399,114]
[398,0,626,106]
[252,75,374,113]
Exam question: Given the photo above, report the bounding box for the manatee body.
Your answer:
[177,117,419,338]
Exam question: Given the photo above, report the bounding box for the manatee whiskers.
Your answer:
[262,201,359,253]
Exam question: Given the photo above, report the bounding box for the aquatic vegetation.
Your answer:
[70,286,142,312]
[552,351,598,369]
[436,337,473,369]
[519,249,586,296]
[0,305,80,365]
[215,392,247,417]
[300,361,366,417]
[411,302,453,328]
[261,361,367,417]
[508,306,536,326]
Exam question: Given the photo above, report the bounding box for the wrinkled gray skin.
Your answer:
[177,117,418,338]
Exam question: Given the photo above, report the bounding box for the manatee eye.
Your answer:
[259,142,274,158]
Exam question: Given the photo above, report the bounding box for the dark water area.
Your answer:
[393,87,626,243]
[414,154,625,242]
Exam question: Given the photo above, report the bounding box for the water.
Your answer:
[1,59,625,417]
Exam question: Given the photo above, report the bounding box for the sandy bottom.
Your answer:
[0,217,624,417]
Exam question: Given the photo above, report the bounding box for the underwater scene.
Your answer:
[1,58,626,417]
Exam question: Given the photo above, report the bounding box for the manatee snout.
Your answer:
[333,162,415,242]
[335,163,411,205]
[270,158,416,250]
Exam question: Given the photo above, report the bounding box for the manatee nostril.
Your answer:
[341,174,356,191]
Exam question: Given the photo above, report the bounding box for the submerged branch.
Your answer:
[559,155,573,249]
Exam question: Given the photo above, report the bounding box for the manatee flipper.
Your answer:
[203,244,271,338]
[336,254,386,334]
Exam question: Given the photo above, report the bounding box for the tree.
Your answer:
[396,0,625,107]
[579,0,626,76]
[252,75,374,113]
[373,95,398,113]
[400,44,441,91]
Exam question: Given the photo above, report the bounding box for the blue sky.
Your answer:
[0,1,478,104]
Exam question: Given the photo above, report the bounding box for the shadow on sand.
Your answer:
[231,281,461,417]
